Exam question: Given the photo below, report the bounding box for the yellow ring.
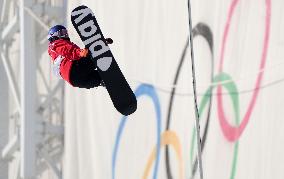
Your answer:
[142,130,184,179]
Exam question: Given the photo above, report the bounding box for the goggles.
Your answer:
[48,29,69,40]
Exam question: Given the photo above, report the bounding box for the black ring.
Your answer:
[164,22,214,179]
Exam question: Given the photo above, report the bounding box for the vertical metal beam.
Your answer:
[19,0,37,178]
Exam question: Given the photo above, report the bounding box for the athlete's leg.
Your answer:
[69,58,102,89]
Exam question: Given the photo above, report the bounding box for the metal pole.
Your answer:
[187,0,204,178]
[20,0,37,178]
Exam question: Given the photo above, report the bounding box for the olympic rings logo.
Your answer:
[112,0,271,178]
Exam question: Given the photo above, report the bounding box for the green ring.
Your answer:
[190,72,239,179]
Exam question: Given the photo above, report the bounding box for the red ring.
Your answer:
[217,0,271,142]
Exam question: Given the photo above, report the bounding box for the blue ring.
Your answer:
[112,84,162,179]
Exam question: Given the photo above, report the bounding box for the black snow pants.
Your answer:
[69,57,102,89]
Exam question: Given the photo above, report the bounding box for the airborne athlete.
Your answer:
[47,5,137,115]
[47,25,113,89]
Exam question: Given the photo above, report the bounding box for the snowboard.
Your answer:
[71,5,137,116]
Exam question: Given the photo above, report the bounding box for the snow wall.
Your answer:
[64,0,284,179]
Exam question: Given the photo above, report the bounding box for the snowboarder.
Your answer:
[47,25,113,89]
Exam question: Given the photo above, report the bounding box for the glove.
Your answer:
[80,48,89,57]
[105,38,113,44]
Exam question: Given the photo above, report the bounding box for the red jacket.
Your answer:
[48,39,82,84]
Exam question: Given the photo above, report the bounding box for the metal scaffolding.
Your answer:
[0,0,65,178]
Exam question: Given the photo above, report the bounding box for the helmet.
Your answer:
[48,25,69,42]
